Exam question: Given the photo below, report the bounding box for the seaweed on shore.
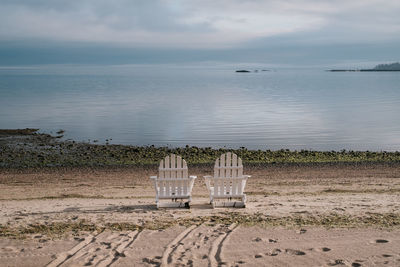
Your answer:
[1,212,399,239]
[1,129,400,168]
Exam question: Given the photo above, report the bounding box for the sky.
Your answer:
[0,0,400,66]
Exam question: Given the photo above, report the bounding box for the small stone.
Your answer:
[297,229,307,234]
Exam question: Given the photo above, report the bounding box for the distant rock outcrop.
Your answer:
[235,69,270,73]
[373,62,400,71]
[329,62,400,72]
[236,70,251,73]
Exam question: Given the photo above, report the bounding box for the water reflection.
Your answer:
[0,65,399,151]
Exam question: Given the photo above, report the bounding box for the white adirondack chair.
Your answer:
[204,152,250,208]
[150,154,197,208]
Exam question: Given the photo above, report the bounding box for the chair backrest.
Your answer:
[159,154,188,179]
[214,152,243,178]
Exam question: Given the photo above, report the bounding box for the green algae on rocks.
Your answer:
[1,129,400,168]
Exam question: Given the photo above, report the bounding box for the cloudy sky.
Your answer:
[1,0,399,65]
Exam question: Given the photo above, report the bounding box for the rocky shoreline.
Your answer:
[1,129,400,168]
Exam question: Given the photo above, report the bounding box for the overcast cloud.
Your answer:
[1,0,400,48]
[0,0,399,64]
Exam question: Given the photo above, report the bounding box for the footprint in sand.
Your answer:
[142,257,160,265]
[252,237,262,242]
[285,249,306,256]
[322,247,331,252]
[296,229,307,234]
[265,248,306,257]
[351,262,362,267]
[328,259,346,266]
[265,248,281,256]
[254,254,263,258]
[375,239,389,243]
[382,254,392,257]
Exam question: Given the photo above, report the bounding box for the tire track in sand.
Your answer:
[209,223,238,267]
[46,230,140,267]
[159,223,238,266]
[161,225,198,266]
[97,230,140,267]
[46,232,100,267]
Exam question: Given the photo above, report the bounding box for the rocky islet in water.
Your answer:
[329,62,400,72]
[235,69,270,73]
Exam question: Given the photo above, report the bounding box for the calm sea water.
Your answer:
[0,64,399,151]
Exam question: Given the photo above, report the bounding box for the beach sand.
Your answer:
[1,164,400,266]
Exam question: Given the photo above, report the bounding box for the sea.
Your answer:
[1,64,399,151]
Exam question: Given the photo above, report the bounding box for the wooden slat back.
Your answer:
[158,154,188,179]
[156,154,193,198]
[159,160,164,179]
[226,152,231,178]
[213,152,243,178]
[170,155,176,178]
[238,157,243,177]
[183,157,188,178]
[176,156,182,178]
[232,153,238,178]
[165,156,170,178]
[214,158,219,178]
[211,153,245,197]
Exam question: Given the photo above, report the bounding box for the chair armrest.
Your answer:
[243,175,251,178]
[189,175,197,179]
[150,176,157,179]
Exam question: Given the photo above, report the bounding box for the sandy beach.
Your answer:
[1,164,399,266]
[2,1,400,266]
